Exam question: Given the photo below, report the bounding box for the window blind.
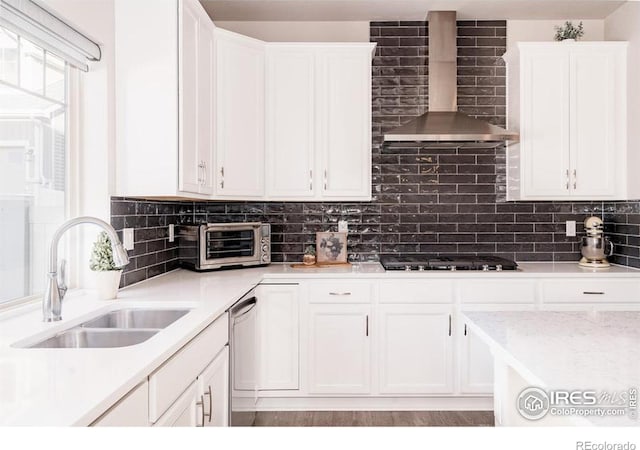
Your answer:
[0,0,101,71]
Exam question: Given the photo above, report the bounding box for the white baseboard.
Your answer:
[256,396,493,411]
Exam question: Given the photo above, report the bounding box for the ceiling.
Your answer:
[201,0,626,21]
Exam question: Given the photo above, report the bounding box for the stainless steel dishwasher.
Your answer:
[229,290,258,426]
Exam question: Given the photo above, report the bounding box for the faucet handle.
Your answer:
[58,259,68,300]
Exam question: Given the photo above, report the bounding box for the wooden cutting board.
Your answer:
[290,262,352,269]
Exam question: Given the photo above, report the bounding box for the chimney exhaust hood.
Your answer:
[383,11,518,143]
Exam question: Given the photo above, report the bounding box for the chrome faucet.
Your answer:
[43,216,130,322]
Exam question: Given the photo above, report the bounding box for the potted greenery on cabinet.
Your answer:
[90,231,125,299]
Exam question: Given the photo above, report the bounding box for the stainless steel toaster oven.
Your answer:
[178,223,270,271]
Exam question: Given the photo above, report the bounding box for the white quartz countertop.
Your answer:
[1,261,639,426]
[261,261,640,278]
[462,310,640,426]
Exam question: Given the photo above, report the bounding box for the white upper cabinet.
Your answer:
[317,48,372,200]
[115,0,215,198]
[266,44,375,201]
[115,1,374,201]
[215,29,266,199]
[179,0,215,195]
[509,42,627,201]
[265,47,316,199]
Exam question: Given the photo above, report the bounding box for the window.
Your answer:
[0,26,69,305]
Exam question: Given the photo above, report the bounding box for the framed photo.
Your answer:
[316,232,348,264]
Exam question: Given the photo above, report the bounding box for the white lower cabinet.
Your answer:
[151,314,229,426]
[154,346,229,427]
[197,346,230,427]
[92,381,150,427]
[458,326,494,395]
[258,284,300,390]
[377,304,453,394]
[154,383,199,427]
[458,304,536,395]
[307,303,371,394]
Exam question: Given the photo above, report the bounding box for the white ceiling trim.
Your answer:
[201,0,626,21]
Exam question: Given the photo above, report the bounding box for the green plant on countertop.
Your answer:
[89,231,120,271]
[554,21,584,41]
[305,245,316,256]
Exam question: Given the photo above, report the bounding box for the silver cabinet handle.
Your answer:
[365,315,369,337]
[323,169,328,191]
[198,161,206,186]
[204,385,212,423]
[565,169,570,190]
[583,291,605,295]
[220,166,224,189]
[448,314,452,337]
[309,169,313,191]
[196,395,205,427]
[203,161,207,185]
[464,323,467,336]
[329,292,351,296]
[573,169,577,190]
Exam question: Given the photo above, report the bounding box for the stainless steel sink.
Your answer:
[20,308,192,349]
[28,328,159,349]
[80,308,190,329]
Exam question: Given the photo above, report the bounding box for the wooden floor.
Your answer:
[254,411,494,427]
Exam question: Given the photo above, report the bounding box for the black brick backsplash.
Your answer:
[110,20,640,286]
[110,199,180,287]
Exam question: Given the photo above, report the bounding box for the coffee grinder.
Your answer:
[579,216,614,268]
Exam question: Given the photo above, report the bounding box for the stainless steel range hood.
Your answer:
[383,11,518,143]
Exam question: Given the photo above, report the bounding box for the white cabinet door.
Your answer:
[198,346,229,427]
[520,46,571,198]
[178,0,215,195]
[215,29,265,198]
[154,382,198,427]
[570,47,617,197]
[317,48,371,200]
[265,48,316,199]
[307,303,371,394]
[459,324,494,395]
[458,304,535,395]
[92,381,149,427]
[196,12,215,195]
[378,305,453,394]
[178,0,200,194]
[258,284,300,390]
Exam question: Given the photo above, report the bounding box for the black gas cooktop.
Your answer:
[380,255,518,272]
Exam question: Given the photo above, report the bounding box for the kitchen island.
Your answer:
[463,311,640,426]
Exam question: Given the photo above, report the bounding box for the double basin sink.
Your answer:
[26,309,190,349]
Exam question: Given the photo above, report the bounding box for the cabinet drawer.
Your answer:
[379,280,454,304]
[541,279,640,303]
[149,313,228,423]
[459,280,536,304]
[308,281,372,303]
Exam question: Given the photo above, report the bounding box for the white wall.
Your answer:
[216,21,370,42]
[40,0,116,288]
[605,2,640,198]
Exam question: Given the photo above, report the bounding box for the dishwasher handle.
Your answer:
[230,297,257,318]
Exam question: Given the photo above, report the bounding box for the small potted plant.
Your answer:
[90,231,125,299]
[554,21,584,41]
[303,245,316,265]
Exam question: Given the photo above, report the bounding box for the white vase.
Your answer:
[94,270,123,300]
